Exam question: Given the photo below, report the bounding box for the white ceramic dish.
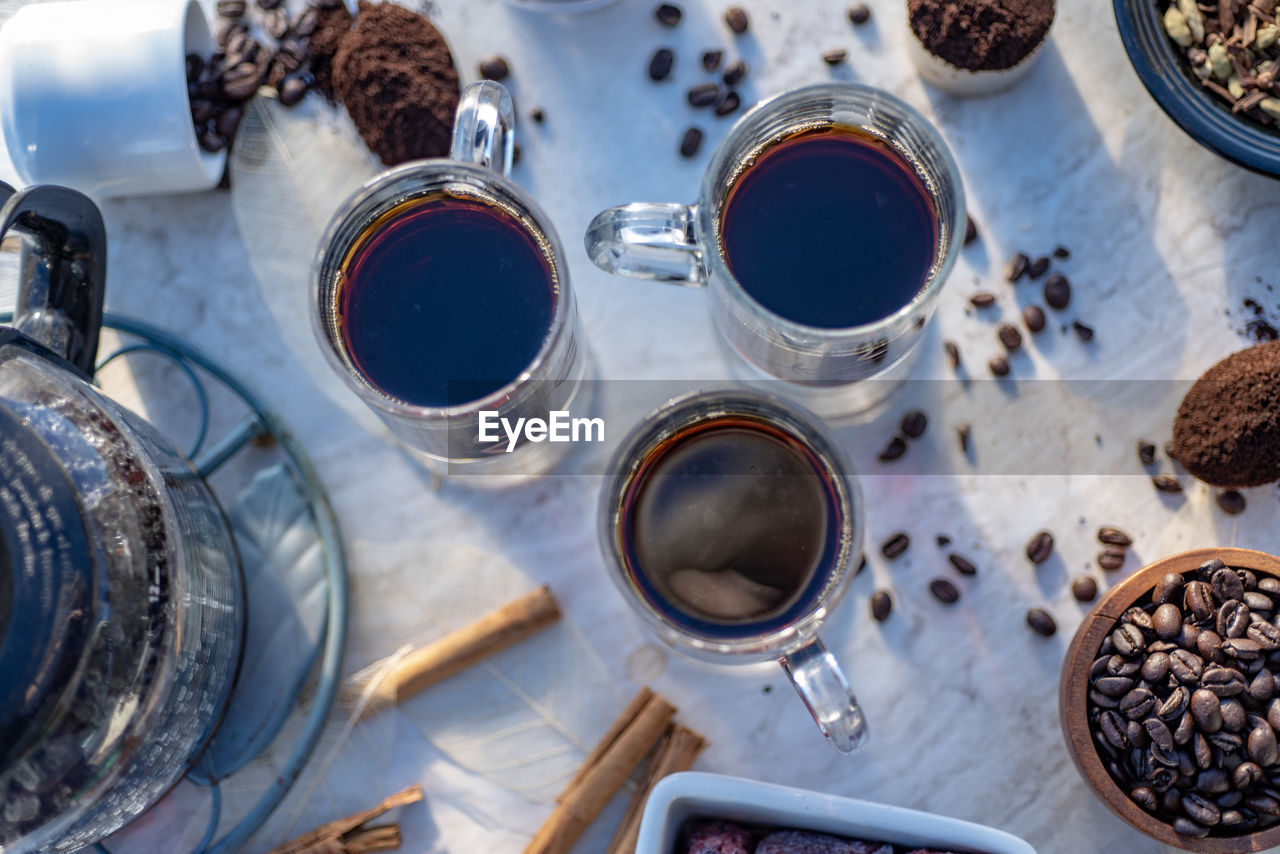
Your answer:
[637,772,1038,854]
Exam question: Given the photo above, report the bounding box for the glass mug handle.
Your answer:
[781,636,869,753]
[450,80,516,176]
[584,202,707,286]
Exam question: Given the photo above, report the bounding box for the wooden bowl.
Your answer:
[1060,547,1280,853]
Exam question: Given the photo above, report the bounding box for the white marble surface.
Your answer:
[5,0,1280,852]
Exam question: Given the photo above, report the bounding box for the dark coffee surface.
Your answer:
[625,422,835,628]
[339,195,556,407]
[719,126,938,329]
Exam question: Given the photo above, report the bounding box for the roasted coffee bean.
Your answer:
[278,77,307,108]
[1098,547,1126,571]
[1203,665,1248,697]
[1145,717,1175,752]
[1250,725,1280,766]
[722,59,747,86]
[292,7,319,36]
[655,3,683,26]
[1073,320,1096,341]
[1246,792,1280,817]
[956,423,971,453]
[198,132,226,153]
[687,82,720,106]
[988,355,1010,377]
[1182,793,1222,826]
[221,61,262,99]
[191,99,218,123]
[1186,581,1216,622]
[1199,559,1227,580]
[1193,688,1224,733]
[882,532,910,559]
[1220,808,1248,828]
[1101,710,1130,749]
[1153,603,1183,640]
[1154,474,1184,493]
[929,578,960,605]
[900,410,928,439]
[1004,252,1029,282]
[714,91,741,116]
[1251,622,1280,652]
[1199,767,1232,794]
[1199,630,1225,664]
[1023,304,1046,333]
[701,49,723,71]
[186,53,205,83]
[1170,649,1205,684]
[963,216,979,245]
[1214,567,1247,603]
[998,323,1022,352]
[1124,607,1154,632]
[1219,600,1253,639]
[1148,640,1177,653]
[1043,273,1071,309]
[648,48,677,81]
[870,589,892,622]
[1194,731,1214,768]
[1113,624,1147,658]
[1250,670,1277,705]
[1131,785,1158,811]
[1028,256,1050,279]
[822,48,847,65]
[877,436,907,462]
[1222,698,1249,732]
[1138,440,1158,465]
[679,127,703,157]
[1237,762,1265,788]
[478,55,511,81]
[1121,687,1156,719]
[948,553,977,576]
[258,0,283,8]
[1091,688,1120,709]
[1027,608,1056,637]
[724,5,749,33]
[1072,576,1098,602]
[1227,638,1265,661]
[1218,490,1247,515]
[1209,731,1244,753]
[264,8,289,39]
[1098,526,1133,547]
[1149,739,1178,767]
[1153,572,1185,606]
[1026,530,1054,565]
[215,105,243,137]
[1145,653,1173,685]
[1245,591,1274,612]
[1108,655,1142,677]
[1180,623,1203,650]
[217,0,246,17]
[1172,817,1209,837]
[1264,579,1280,596]
[1091,655,1113,680]
[1175,710,1196,744]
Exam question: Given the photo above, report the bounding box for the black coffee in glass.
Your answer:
[719,125,938,329]
[619,417,842,637]
[337,193,557,407]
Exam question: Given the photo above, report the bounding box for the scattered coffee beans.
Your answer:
[1099,527,1134,548]
[714,91,741,116]
[878,436,907,462]
[687,82,720,106]
[1087,558,1280,838]
[822,48,848,65]
[970,291,996,308]
[930,578,961,604]
[1098,547,1127,572]
[478,55,510,81]
[957,422,972,453]
[849,3,872,24]
[1073,576,1099,602]
[1154,474,1184,494]
[989,355,1010,377]
[871,589,893,622]
[1024,304,1046,333]
[722,59,748,86]
[679,127,703,157]
[1027,608,1057,636]
[1138,440,1158,466]
[998,323,1023,352]
[1054,245,1071,258]
[1005,252,1030,283]
[701,49,723,71]
[1073,320,1096,342]
[1044,274,1071,309]
[901,410,928,439]
[655,3,683,26]
[936,535,952,547]
[949,553,977,576]
[1026,530,1054,564]
[1217,491,1247,516]
[964,216,980,245]
[724,5,749,33]
[1028,256,1050,279]
[648,47,675,80]
[882,532,911,559]
[945,340,962,370]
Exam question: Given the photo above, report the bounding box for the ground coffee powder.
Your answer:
[331,1,460,166]
[1171,341,1280,488]
[308,3,355,102]
[908,0,1054,71]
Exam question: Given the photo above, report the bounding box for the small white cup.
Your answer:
[0,0,225,198]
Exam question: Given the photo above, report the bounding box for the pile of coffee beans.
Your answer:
[1085,559,1280,838]
[189,0,328,159]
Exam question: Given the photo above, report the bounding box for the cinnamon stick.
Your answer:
[604,724,707,854]
[524,689,676,854]
[266,785,423,854]
[557,687,654,803]
[357,585,561,714]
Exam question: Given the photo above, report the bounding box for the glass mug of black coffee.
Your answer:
[600,390,868,752]
[585,83,964,418]
[313,81,587,475]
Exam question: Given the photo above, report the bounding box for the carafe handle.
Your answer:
[781,636,869,754]
[450,81,516,177]
[1,185,107,377]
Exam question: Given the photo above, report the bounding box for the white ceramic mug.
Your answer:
[0,0,224,198]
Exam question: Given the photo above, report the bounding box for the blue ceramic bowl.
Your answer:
[1114,0,1280,176]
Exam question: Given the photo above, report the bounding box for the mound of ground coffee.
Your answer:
[331,1,460,166]
[907,0,1054,71]
[308,3,355,102]
[1171,341,1280,488]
